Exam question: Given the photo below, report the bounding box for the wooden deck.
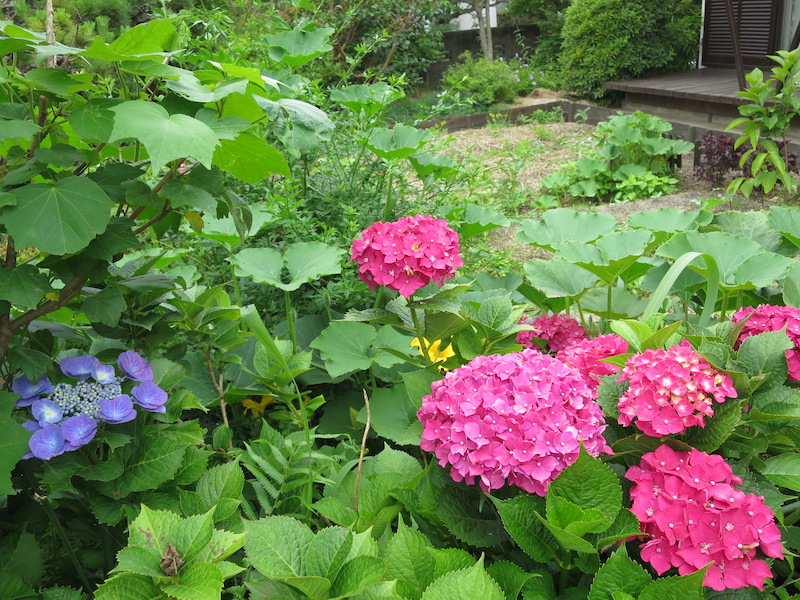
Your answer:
[604,68,744,106]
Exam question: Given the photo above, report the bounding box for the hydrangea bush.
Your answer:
[14,352,166,460]
[516,312,587,353]
[733,304,800,380]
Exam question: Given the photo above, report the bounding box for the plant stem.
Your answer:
[353,389,371,512]
[230,263,242,306]
[409,296,429,362]
[284,290,297,352]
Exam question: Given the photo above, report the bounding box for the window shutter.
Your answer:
[702,0,782,67]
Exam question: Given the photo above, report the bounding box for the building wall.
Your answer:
[781,0,800,48]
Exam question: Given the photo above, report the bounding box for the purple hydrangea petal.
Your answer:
[130,381,167,414]
[98,395,137,424]
[29,425,66,460]
[31,399,63,426]
[61,414,97,450]
[21,420,41,432]
[12,374,53,405]
[91,364,116,384]
[60,355,101,380]
[117,351,153,382]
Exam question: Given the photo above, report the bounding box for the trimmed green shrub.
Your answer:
[442,51,520,109]
[560,0,701,101]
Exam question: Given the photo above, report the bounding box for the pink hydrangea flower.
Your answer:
[556,334,628,395]
[350,215,463,297]
[732,304,800,381]
[627,445,783,591]
[617,341,737,437]
[417,349,611,495]
[516,313,587,353]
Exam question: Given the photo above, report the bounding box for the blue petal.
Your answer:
[131,381,168,413]
[117,351,154,382]
[60,355,101,380]
[29,425,66,460]
[98,395,137,424]
[31,399,63,426]
[91,364,116,384]
[61,414,97,449]
[12,374,53,403]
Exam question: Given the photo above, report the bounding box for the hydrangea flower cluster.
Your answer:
[516,313,587,353]
[556,334,628,395]
[13,351,166,460]
[350,214,463,298]
[627,445,783,591]
[617,341,737,436]
[732,304,800,380]
[417,349,611,495]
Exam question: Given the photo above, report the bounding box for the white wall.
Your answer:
[452,2,507,31]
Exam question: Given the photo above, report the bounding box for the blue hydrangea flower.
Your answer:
[91,364,116,384]
[131,381,168,414]
[117,351,154,382]
[60,355,101,380]
[32,399,63,427]
[12,374,54,407]
[29,425,66,460]
[62,414,97,450]
[98,395,137,424]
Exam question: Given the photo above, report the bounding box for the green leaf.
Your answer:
[265,26,334,68]
[161,561,224,600]
[420,558,504,600]
[330,555,387,597]
[94,573,163,600]
[159,180,217,213]
[365,385,422,446]
[486,561,539,600]
[587,545,652,600]
[637,568,706,600]
[385,518,435,598]
[82,287,126,326]
[97,434,186,498]
[331,82,405,117]
[166,73,248,103]
[517,209,616,251]
[768,205,800,248]
[5,176,113,255]
[82,19,178,61]
[310,322,378,378]
[681,398,741,452]
[0,392,33,495]
[738,330,793,392]
[762,453,800,492]
[427,548,475,579]
[557,231,654,284]
[548,447,622,521]
[109,100,219,174]
[113,546,165,578]
[245,516,313,578]
[127,505,180,558]
[459,204,512,240]
[523,258,599,298]
[283,576,331,599]
[68,98,119,142]
[213,133,290,182]
[196,460,244,510]
[0,119,40,142]
[626,208,711,233]
[491,495,558,563]
[24,68,93,95]
[0,264,50,308]
[364,125,433,161]
[172,508,215,563]
[257,97,334,157]
[230,242,344,291]
[305,526,352,582]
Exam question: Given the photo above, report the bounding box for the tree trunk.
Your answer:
[471,0,493,60]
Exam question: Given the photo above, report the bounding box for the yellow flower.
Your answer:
[242,395,276,417]
[411,337,455,365]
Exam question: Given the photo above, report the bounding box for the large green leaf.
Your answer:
[94,573,162,600]
[68,98,120,142]
[768,205,800,248]
[491,495,558,563]
[517,209,616,251]
[213,133,290,183]
[245,516,314,578]
[4,176,113,254]
[385,519,436,598]
[682,397,741,452]
[330,83,405,117]
[547,448,622,522]
[715,210,794,254]
[166,73,248,103]
[310,321,378,378]
[305,526,352,582]
[523,258,599,298]
[626,208,711,233]
[109,100,219,174]
[265,26,335,68]
[0,119,40,142]
[81,18,179,61]
[0,392,32,495]
[97,433,186,498]
[161,561,224,600]
[256,97,334,157]
[82,287,127,326]
[762,453,800,492]
[364,125,433,161]
[127,505,181,559]
[0,264,51,308]
[587,546,652,600]
[363,385,422,446]
[230,243,344,291]
[556,230,654,284]
[420,558,504,600]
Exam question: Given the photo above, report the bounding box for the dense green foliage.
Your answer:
[559,0,701,100]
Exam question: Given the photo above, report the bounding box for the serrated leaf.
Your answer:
[331,555,387,598]
[486,560,540,600]
[127,505,180,558]
[738,329,792,391]
[587,546,652,600]
[113,546,164,578]
[548,447,622,522]
[306,526,353,582]
[196,460,244,509]
[94,573,162,600]
[0,264,50,308]
[638,568,706,600]
[5,176,113,255]
[364,385,422,446]
[385,519,435,598]
[420,558,504,600]
[491,495,558,563]
[681,398,741,452]
[82,287,126,326]
[172,508,215,563]
[245,516,313,578]
[98,435,186,498]
[523,258,599,298]
[161,561,224,600]
[310,322,378,378]
[762,453,800,492]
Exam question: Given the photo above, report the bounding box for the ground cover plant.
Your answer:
[4,15,800,600]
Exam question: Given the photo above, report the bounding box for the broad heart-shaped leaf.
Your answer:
[363,384,422,446]
[762,453,800,492]
[364,125,433,161]
[166,73,248,103]
[265,26,334,68]
[256,97,334,157]
[0,118,40,142]
[309,321,380,378]
[108,100,219,174]
[161,561,224,600]
[213,133,290,183]
[4,176,113,255]
[245,516,314,579]
[0,392,32,495]
[159,179,217,213]
[458,204,512,240]
[548,447,622,523]
[81,18,179,61]
[491,495,558,563]
[715,210,796,255]
[67,98,120,142]
[330,82,405,117]
[94,573,162,600]
[734,251,796,289]
[587,545,652,600]
[768,205,800,248]
[626,208,712,233]
[420,557,504,600]
[0,264,51,308]
[229,243,344,291]
[556,230,654,284]
[517,209,617,251]
[523,258,599,298]
[82,287,126,326]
